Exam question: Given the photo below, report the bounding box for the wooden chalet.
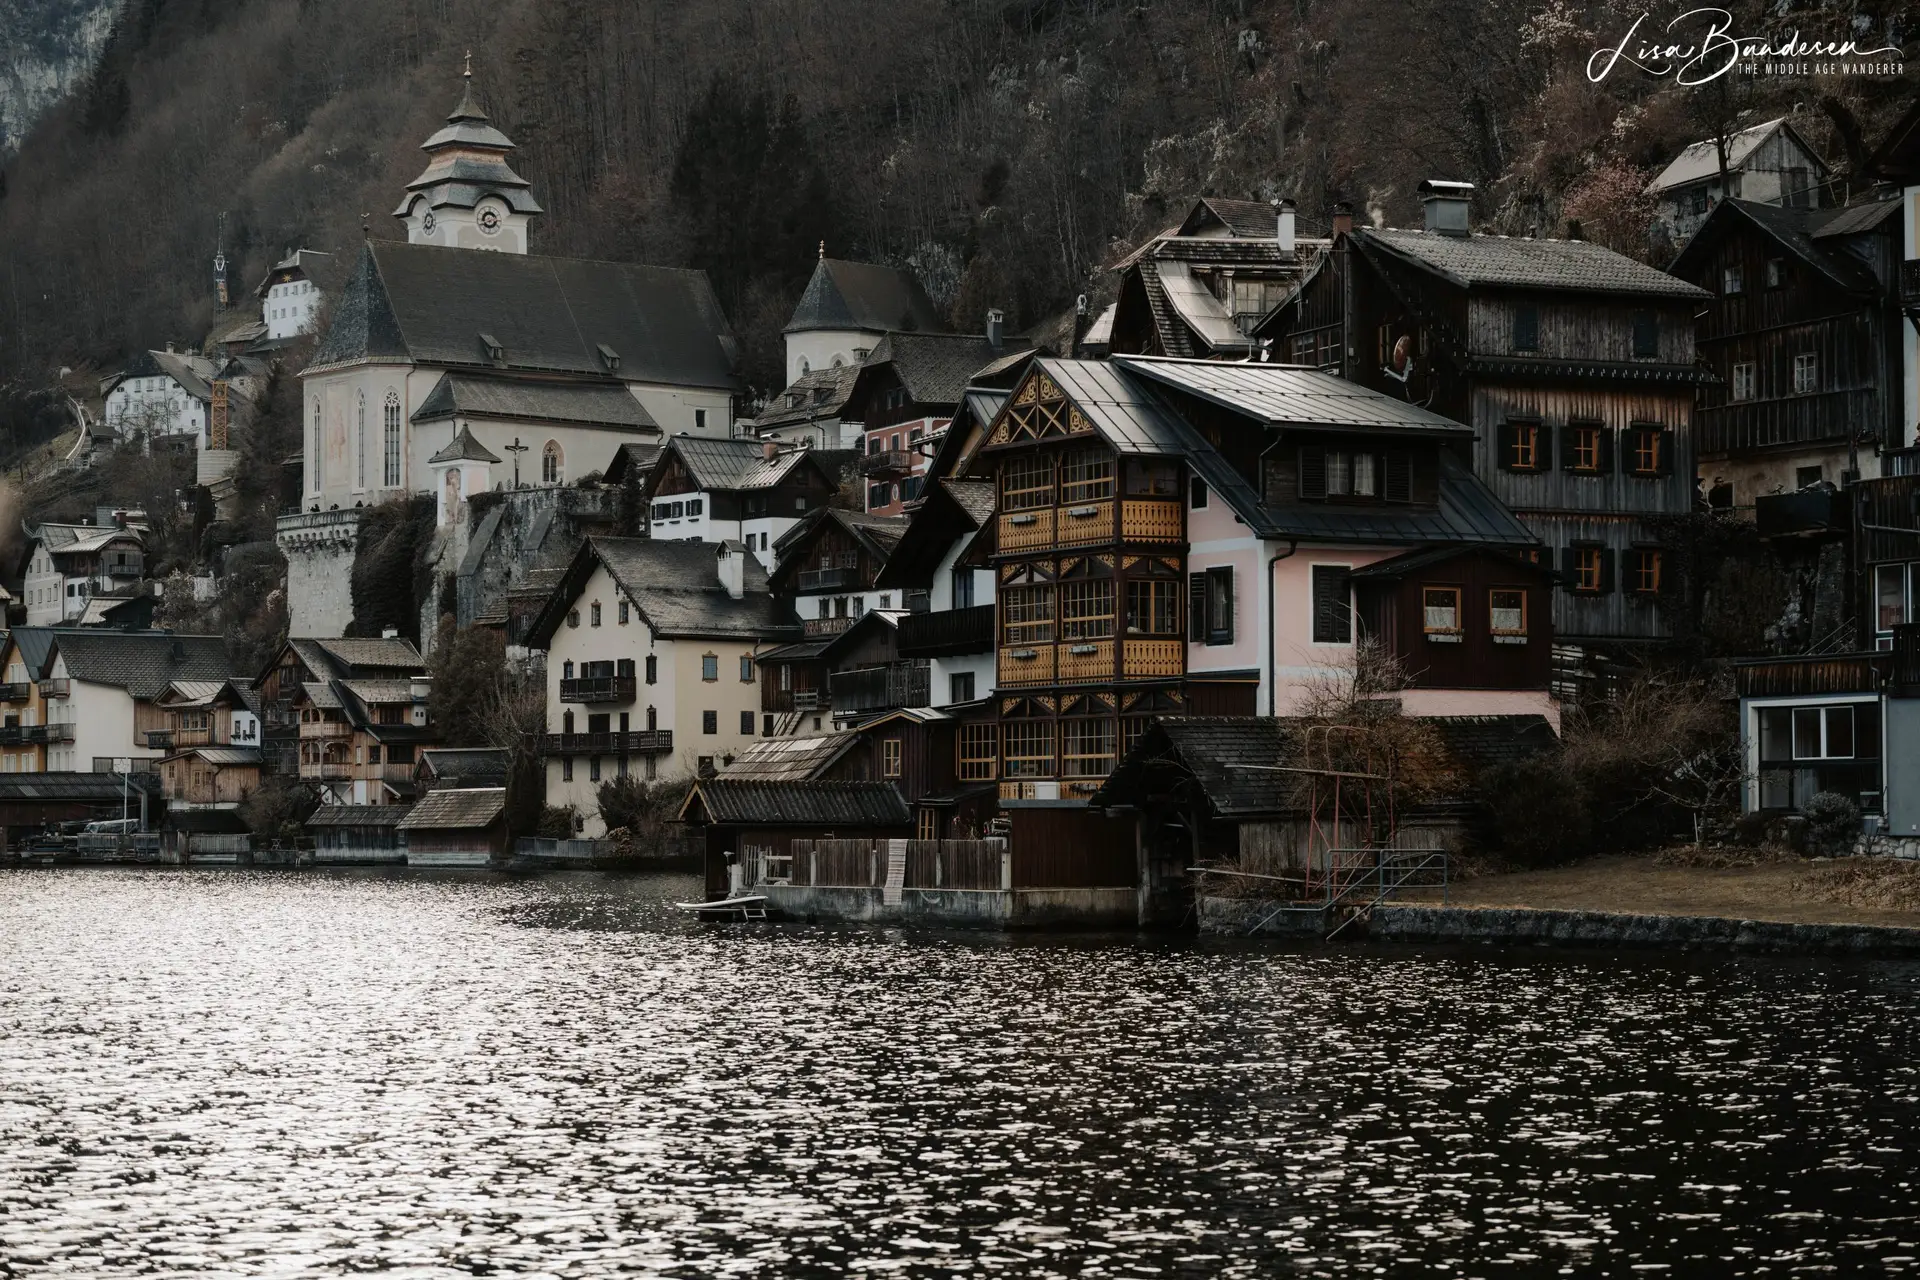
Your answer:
[397,787,509,867]
[768,507,910,630]
[638,435,845,564]
[1669,195,1907,506]
[878,477,999,711]
[256,637,426,776]
[1258,179,1713,656]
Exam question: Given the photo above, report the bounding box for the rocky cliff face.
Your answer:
[0,0,114,152]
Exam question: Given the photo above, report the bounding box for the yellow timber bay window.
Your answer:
[1002,585,1054,646]
[1060,580,1115,641]
[1062,717,1116,779]
[1060,448,1115,504]
[958,723,997,781]
[1001,453,1055,510]
[1003,720,1054,779]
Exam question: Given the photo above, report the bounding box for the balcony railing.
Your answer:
[803,616,853,636]
[828,663,930,715]
[897,605,995,658]
[861,449,913,477]
[763,688,825,714]
[145,729,173,750]
[43,723,72,743]
[0,682,31,702]
[1756,487,1848,539]
[537,730,675,756]
[299,720,352,739]
[559,676,637,704]
[799,566,861,592]
[1901,259,1920,310]
[38,678,69,699]
[300,762,354,781]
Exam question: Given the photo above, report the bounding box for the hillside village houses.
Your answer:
[257,249,333,344]
[19,512,147,627]
[1646,116,1830,248]
[102,346,218,446]
[640,436,847,570]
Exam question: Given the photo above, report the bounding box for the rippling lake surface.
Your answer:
[3,869,1920,1277]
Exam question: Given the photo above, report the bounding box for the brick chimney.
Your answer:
[763,439,779,462]
[1331,201,1354,238]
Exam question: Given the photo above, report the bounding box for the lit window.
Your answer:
[1629,548,1663,595]
[1506,422,1541,471]
[1422,587,1462,639]
[882,738,903,778]
[1490,588,1527,640]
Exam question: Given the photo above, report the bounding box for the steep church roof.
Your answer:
[306,240,741,390]
[428,425,503,465]
[784,258,945,335]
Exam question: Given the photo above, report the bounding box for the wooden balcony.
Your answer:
[301,762,353,781]
[896,605,995,658]
[861,449,913,477]
[999,509,1056,553]
[300,720,352,739]
[828,663,930,715]
[559,676,636,704]
[38,678,69,699]
[998,644,1056,687]
[763,687,824,714]
[537,730,674,756]
[799,566,861,591]
[1056,500,1114,548]
[802,616,853,636]
[1057,639,1115,683]
[1121,499,1182,543]
[149,726,216,751]
[1124,639,1184,678]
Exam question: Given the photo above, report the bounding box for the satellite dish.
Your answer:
[1391,334,1414,373]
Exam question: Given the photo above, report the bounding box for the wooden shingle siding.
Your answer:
[1472,387,1694,518]
[1466,297,1692,364]
[1528,512,1669,642]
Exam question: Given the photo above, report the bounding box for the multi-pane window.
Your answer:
[958,723,997,780]
[1062,717,1116,778]
[701,710,718,735]
[701,654,719,681]
[949,671,975,703]
[1060,449,1115,503]
[1125,580,1180,636]
[1568,423,1603,472]
[1627,426,1666,476]
[1002,585,1054,646]
[1572,546,1606,593]
[1793,352,1818,394]
[590,602,601,627]
[1629,549,1663,595]
[1489,589,1527,639]
[1125,459,1179,497]
[1322,450,1379,496]
[1731,362,1756,402]
[1512,305,1539,352]
[1507,422,1541,471]
[1003,720,1054,778]
[882,738,903,778]
[1722,265,1743,295]
[618,601,630,624]
[1002,454,1055,510]
[1060,580,1115,641]
[1422,587,1462,639]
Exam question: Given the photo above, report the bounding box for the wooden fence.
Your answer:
[746,838,1010,891]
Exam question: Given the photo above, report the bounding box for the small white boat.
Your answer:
[675,893,774,921]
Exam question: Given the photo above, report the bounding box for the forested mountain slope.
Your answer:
[0,0,1912,393]
[0,0,112,151]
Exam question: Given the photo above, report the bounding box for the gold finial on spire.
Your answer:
[818,239,826,259]
[464,48,472,79]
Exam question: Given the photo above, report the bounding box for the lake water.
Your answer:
[2,869,1918,1277]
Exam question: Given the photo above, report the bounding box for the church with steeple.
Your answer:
[278,62,743,638]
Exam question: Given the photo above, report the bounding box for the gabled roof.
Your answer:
[873,479,993,590]
[648,435,824,496]
[717,733,859,781]
[784,258,945,334]
[119,348,219,401]
[1669,198,1879,295]
[526,537,799,647]
[398,787,506,830]
[772,505,908,565]
[156,679,248,707]
[857,332,1034,408]
[1178,196,1287,238]
[678,778,911,827]
[308,241,739,391]
[51,632,232,699]
[602,442,663,486]
[1646,117,1825,193]
[254,248,333,297]
[2,627,58,676]
[1114,356,1474,436]
[339,679,422,704]
[28,522,144,556]
[428,425,503,465]
[280,636,424,682]
[306,804,413,828]
[161,746,262,767]
[412,373,659,431]
[1356,227,1708,299]
[418,747,510,789]
[750,363,862,431]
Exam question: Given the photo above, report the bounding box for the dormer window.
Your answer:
[480,332,505,363]
[597,343,621,372]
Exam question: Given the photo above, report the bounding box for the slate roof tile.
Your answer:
[684,779,911,826]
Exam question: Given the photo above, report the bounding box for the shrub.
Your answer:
[1478,756,1594,868]
[595,775,682,844]
[537,805,579,839]
[1801,791,1860,856]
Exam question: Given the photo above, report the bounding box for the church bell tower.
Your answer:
[394,55,541,253]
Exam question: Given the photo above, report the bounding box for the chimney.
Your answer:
[164,342,175,354]
[1419,179,1474,237]
[763,439,779,462]
[1273,198,1297,255]
[1565,218,1584,240]
[986,308,1005,353]
[1331,201,1354,238]
[717,543,744,599]
[382,627,399,638]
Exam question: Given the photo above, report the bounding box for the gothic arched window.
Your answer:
[383,391,402,488]
[355,391,367,490]
[542,440,562,485]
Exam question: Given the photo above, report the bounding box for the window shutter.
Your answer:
[1497,422,1516,471]
[1298,447,1327,499]
[1559,425,1578,471]
[1656,426,1675,476]
[1215,567,1235,644]
[1189,572,1207,642]
[1597,427,1614,474]
[1632,310,1658,358]
[1598,548,1616,595]
[1558,546,1576,587]
[1384,451,1412,503]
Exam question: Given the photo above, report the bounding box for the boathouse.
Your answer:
[307,804,411,864]
[680,778,912,898]
[397,788,508,867]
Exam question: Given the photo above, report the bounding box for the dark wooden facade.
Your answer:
[1669,199,1903,495]
[1351,547,1556,690]
[814,709,999,840]
[1259,229,1708,646]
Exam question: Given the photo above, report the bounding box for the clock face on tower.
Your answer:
[422,211,436,233]
[478,206,502,235]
